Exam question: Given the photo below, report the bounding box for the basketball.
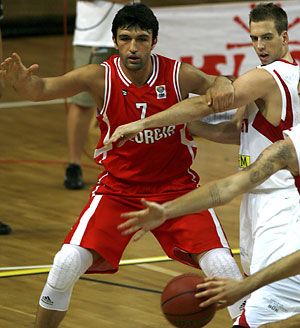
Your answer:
[161,273,216,328]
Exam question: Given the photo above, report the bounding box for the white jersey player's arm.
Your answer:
[187,106,245,145]
[105,67,274,148]
[188,120,240,145]
[162,136,297,219]
[117,136,298,238]
[187,106,246,145]
[195,250,300,317]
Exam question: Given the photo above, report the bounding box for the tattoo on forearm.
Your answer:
[247,141,292,185]
[209,184,221,206]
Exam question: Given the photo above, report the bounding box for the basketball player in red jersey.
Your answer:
[1,4,245,327]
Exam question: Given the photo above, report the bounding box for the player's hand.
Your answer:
[195,277,245,309]
[118,199,167,241]
[104,120,144,148]
[0,52,39,88]
[205,76,234,111]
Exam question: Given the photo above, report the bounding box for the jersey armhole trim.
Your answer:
[99,62,111,116]
[173,61,182,102]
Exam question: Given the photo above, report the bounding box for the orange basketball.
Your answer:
[161,273,216,327]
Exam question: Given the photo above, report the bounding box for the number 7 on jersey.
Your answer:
[136,103,147,119]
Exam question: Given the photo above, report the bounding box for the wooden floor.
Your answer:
[0,35,242,327]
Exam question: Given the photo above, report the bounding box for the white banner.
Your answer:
[153,1,300,76]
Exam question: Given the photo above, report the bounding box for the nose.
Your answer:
[129,39,138,53]
[257,38,265,50]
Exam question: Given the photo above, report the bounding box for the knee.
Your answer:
[47,244,93,291]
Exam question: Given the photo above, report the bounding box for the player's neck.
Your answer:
[280,49,293,63]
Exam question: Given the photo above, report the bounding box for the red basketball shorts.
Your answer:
[64,193,230,273]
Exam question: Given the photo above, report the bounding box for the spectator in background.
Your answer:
[0,0,12,235]
[64,0,129,189]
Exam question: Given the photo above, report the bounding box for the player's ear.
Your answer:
[282,30,289,46]
[151,37,158,50]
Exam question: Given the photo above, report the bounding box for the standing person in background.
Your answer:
[65,0,129,189]
[0,0,12,235]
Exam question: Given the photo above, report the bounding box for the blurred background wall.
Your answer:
[1,0,241,37]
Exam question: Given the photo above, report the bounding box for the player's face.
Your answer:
[250,20,288,65]
[114,27,157,71]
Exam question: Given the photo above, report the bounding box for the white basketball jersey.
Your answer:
[239,59,300,191]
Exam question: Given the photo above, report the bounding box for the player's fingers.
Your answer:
[133,229,147,241]
[197,280,223,289]
[0,60,6,69]
[199,297,227,309]
[140,198,148,206]
[121,209,145,219]
[226,92,234,108]
[141,199,157,208]
[104,129,124,146]
[11,52,22,65]
[122,225,141,236]
[28,64,39,74]
[117,136,130,147]
[203,277,220,282]
[2,58,12,71]
[11,53,23,69]
[118,217,138,229]
[205,91,213,107]
[103,136,116,148]
[195,287,217,299]
[7,60,15,74]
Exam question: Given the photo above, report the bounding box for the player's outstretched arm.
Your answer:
[0,52,39,99]
[118,137,296,239]
[105,95,214,147]
[106,67,276,149]
[1,52,104,101]
[161,136,297,218]
[105,62,236,148]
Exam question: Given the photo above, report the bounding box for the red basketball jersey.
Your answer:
[93,54,199,196]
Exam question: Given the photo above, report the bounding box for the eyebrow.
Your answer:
[119,31,150,36]
[250,32,273,38]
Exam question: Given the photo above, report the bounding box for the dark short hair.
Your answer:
[112,3,159,41]
[249,3,288,35]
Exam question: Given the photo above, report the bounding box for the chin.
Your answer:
[126,63,143,71]
[260,58,271,65]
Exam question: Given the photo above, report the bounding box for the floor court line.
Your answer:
[0,250,240,277]
[137,263,182,277]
